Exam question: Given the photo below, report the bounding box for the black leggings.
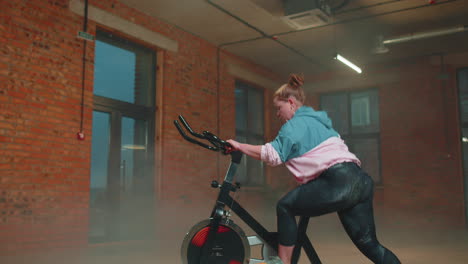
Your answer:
[277,162,400,264]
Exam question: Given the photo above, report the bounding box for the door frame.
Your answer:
[457,67,468,227]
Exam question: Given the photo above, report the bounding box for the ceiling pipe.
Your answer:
[383,25,468,45]
[335,0,400,15]
[373,25,468,53]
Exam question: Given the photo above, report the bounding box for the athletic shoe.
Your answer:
[260,256,283,264]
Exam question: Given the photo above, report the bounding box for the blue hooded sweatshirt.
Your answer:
[269,106,339,162]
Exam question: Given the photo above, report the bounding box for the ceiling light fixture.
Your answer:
[334,54,362,74]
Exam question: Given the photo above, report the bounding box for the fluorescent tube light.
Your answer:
[334,54,362,74]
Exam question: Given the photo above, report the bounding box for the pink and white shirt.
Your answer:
[261,136,360,184]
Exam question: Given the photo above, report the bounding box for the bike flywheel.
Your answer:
[181,219,250,264]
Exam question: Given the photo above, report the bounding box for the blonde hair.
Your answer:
[274,73,305,104]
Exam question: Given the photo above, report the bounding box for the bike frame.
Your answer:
[203,152,322,264]
[174,115,322,264]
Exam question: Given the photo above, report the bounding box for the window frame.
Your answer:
[234,79,266,187]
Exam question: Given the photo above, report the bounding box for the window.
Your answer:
[320,89,381,184]
[93,31,155,107]
[351,95,370,126]
[235,81,264,186]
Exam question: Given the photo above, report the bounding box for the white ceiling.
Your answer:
[119,0,468,79]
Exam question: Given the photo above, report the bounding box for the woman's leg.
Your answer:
[278,244,294,263]
[276,176,339,247]
[337,174,400,264]
[276,182,326,264]
[275,162,360,263]
[275,188,300,264]
[276,162,401,263]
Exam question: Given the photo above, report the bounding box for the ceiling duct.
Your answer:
[373,25,468,54]
[383,25,468,45]
[281,0,331,30]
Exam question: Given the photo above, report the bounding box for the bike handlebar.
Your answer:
[173,115,234,155]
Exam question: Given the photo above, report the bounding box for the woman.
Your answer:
[227,74,400,264]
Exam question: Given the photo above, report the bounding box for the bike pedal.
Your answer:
[247,235,263,246]
[256,256,283,264]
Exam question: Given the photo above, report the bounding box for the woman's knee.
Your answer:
[276,197,298,246]
[276,191,297,215]
[276,197,290,216]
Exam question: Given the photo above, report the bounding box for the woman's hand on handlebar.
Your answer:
[226,140,263,160]
[226,139,241,151]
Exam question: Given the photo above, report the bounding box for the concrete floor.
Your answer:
[1,212,468,264]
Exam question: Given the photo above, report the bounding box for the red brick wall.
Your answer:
[1,0,92,253]
[378,59,464,228]
[0,0,282,253]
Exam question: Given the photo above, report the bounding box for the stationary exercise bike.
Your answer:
[174,115,322,264]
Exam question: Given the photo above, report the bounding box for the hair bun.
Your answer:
[288,73,304,89]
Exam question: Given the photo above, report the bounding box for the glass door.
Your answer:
[90,29,156,242]
[119,116,154,240]
[89,109,155,242]
[89,111,111,241]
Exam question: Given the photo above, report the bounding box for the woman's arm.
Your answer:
[226,139,262,160]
